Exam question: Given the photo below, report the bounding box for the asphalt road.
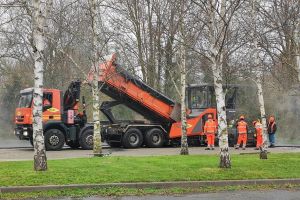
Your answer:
[0,142,300,161]
[56,189,300,200]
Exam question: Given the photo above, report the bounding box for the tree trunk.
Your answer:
[212,61,231,168]
[256,80,268,159]
[296,20,300,82]
[92,74,102,156]
[179,1,188,155]
[32,0,47,171]
[180,44,188,155]
[252,0,267,159]
[207,0,230,168]
[91,0,102,156]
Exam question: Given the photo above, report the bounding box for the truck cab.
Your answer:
[15,88,62,140]
[14,81,91,150]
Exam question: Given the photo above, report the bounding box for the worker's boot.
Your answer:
[211,145,215,150]
[205,146,211,150]
[235,145,239,149]
[242,144,246,150]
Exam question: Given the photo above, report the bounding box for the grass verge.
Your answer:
[1,184,299,200]
[0,153,300,187]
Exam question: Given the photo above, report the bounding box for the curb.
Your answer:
[1,179,300,193]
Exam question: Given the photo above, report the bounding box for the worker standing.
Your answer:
[253,119,263,150]
[267,116,277,148]
[204,114,217,150]
[235,115,248,150]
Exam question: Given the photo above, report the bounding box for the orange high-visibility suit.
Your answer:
[204,119,217,148]
[254,121,263,148]
[236,120,248,148]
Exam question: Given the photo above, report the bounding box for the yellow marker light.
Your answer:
[47,108,59,112]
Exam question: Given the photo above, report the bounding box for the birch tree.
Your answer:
[90,0,102,156]
[178,0,188,155]
[192,0,242,168]
[31,0,49,171]
[207,0,229,168]
[251,0,268,159]
[296,18,300,83]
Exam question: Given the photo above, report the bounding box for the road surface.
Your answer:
[0,143,299,161]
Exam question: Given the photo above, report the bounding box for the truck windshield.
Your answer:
[18,92,33,108]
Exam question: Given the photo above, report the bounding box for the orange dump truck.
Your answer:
[15,54,251,150]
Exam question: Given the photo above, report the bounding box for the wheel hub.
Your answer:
[129,134,138,144]
[86,135,93,146]
[152,134,160,143]
[49,135,59,146]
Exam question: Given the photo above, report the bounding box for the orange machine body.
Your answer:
[169,108,217,138]
[88,55,178,123]
[15,89,62,125]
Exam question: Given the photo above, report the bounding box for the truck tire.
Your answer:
[79,129,93,150]
[44,129,65,151]
[122,128,143,148]
[145,128,164,148]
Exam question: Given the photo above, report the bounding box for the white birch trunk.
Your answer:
[252,0,267,159]
[296,21,300,82]
[212,60,231,168]
[90,0,102,156]
[179,0,188,155]
[180,44,188,155]
[32,0,47,171]
[208,0,230,168]
[256,79,268,159]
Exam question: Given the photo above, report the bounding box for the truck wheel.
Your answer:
[44,129,65,151]
[67,141,80,149]
[122,128,143,148]
[79,129,93,150]
[145,128,164,148]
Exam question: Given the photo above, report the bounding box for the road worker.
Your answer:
[253,119,263,150]
[267,115,277,148]
[204,114,217,150]
[235,115,248,150]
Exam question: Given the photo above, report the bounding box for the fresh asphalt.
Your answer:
[0,138,300,161]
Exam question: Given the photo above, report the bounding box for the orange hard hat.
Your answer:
[240,115,245,120]
[208,114,213,119]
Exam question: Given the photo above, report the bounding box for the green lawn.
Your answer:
[0,153,300,187]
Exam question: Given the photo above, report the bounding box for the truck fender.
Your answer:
[43,121,68,134]
[43,121,69,138]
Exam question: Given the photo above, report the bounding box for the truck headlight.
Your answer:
[23,131,28,136]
